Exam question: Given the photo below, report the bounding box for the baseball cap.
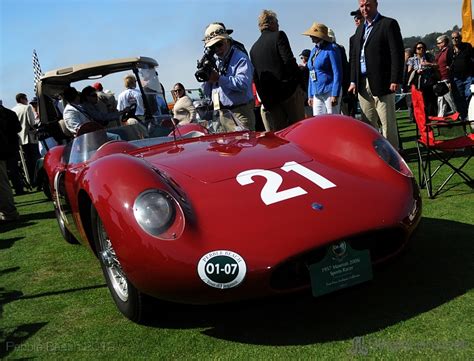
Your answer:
[299,49,311,58]
[350,9,362,18]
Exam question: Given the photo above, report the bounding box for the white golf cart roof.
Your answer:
[37,56,159,124]
[40,56,158,85]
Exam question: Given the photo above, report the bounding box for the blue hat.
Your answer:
[29,96,38,104]
[299,49,311,58]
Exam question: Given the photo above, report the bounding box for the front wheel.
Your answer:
[91,206,149,323]
[54,206,78,244]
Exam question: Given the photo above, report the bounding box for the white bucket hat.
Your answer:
[203,23,231,48]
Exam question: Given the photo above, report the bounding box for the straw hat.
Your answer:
[302,22,332,43]
[203,23,231,48]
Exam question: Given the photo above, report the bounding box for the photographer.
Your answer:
[200,23,255,130]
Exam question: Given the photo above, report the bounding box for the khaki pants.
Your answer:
[358,78,399,149]
[261,87,306,131]
[231,101,256,131]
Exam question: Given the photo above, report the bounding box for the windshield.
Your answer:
[138,67,168,117]
[66,110,245,165]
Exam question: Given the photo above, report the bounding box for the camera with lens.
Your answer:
[195,48,217,82]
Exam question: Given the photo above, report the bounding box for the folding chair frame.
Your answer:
[416,131,473,198]
[411,85,474,198]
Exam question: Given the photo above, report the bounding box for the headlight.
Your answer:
[373,138,412,177]
[133,189,177,238]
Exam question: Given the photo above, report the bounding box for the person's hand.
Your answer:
[308,98,313,107]
[208,70,220,83]
[348,83,357,95]
[389,83,399,93]
[330,96,339,106]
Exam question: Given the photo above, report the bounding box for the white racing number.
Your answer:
[236,161,336,205]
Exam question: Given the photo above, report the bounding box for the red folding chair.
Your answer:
[411,85,474,198]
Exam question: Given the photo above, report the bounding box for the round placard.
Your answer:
[197,250,247,289]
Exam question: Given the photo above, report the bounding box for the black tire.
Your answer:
[55,207,78,244]
[91,206,149,323]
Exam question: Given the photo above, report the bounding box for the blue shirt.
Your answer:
[203,46,254,107]
[360,12,381,75]
[307,42,342,97]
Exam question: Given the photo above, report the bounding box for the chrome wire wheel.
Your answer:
[97,218,128,302]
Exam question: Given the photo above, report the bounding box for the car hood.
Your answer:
[136,132,416,245]
[141,132,312,183]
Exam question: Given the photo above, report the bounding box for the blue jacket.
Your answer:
[203,46,254,107]
[307,42,342,97]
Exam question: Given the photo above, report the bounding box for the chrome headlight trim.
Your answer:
[133,189,176,238]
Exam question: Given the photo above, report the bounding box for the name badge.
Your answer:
[310,70,317,82]
[212,89,220,111]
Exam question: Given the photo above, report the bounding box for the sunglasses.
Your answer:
[436,42,444,45]
[212,41,225,50]
[416,47,425,50]
[452,36,460,40]
[173,89,183,93]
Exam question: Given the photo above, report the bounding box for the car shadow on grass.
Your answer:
[144,217,473,346]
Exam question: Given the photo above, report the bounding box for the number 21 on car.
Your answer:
[236,161,336,205]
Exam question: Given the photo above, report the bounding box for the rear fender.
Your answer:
[43,145,66,188]
[277,115,386,178]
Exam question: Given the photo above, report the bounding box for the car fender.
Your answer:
[277,115,393,179]
[43,145,66,190]
[79,151,175,252]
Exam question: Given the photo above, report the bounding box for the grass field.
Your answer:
[1,112,473,360]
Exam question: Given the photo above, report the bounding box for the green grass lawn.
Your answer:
[1,113,473,359]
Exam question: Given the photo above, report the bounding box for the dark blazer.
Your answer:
[250,30,300,109]
[350,15,404,97]
[0,105,22,160]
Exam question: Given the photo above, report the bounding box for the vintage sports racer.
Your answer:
[41,57,422,323]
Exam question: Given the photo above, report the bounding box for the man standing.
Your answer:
[250,10,305,131]
[435,35,457,117]
[12,93,40,186]
[449,31,473,120]
[0,102,21,222]
[202,23,255,130]
[348,0,404,150]
[117,74,145,119]
[348,9,363,118]
[299,49,312,117]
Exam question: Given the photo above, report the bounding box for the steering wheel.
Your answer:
[121,103,137,122]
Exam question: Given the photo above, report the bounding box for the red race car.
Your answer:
[40,57,421,323]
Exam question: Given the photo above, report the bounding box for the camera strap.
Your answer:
[218,48,235,76]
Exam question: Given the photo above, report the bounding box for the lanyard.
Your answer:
[361,23,374,59]
[310,48,322,68]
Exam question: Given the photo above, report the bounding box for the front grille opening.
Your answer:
[270,228,407,290]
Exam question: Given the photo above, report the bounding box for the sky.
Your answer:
[0,0,466,109]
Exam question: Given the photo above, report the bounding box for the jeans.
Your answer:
[452,76,473,119]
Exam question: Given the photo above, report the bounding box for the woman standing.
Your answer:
[302,22,342,115]
[172,83,196,124]
[407,41,438,115]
